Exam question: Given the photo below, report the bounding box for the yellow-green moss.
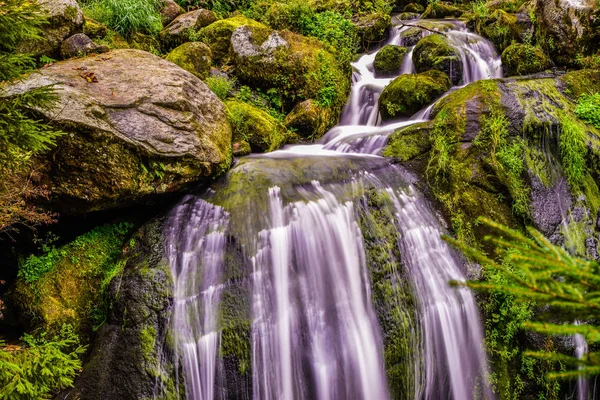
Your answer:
[379,70,452,120]
[165,42,212,79]
[373,44,408,77]
[199,16,267,62]
[501,43,551,76]
[383,122,432,161]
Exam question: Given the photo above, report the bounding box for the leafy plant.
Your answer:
[575,93,600,129]
[83,0,163,37]
[446,218,600,381]
[0,325,86,400]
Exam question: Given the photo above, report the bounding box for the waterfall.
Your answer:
[166,198,229,400]
[165,15,502,400]
[251,184,388,400]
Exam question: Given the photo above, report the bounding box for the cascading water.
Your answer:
[166,198,229,400]
[165,16,502,400]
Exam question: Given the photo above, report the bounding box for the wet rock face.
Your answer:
[535,0,600,66]
[4,49,232,214]
[69,220,177,400]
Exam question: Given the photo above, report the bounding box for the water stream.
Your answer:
[166,17,502,400]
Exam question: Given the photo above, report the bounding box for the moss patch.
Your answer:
[379,70,451,120]
[199,16,267,62]
[413,34,462,85]
[165,41,212,79]
[501,44,551,76]
[373,44,408,77]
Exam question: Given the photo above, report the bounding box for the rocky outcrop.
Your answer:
[159,9,217,49]
[70,219,178,400]
[5,49,232,214]
[535,0,600,66]
[21,0,84,57]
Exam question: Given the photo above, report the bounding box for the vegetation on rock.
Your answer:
[501,43,551,76]
[413,34,462,85]
[373,44,408,77]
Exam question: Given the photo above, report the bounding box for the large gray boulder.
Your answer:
[535,0,600,66]
[22,0,84,57]
[6,49,232,213]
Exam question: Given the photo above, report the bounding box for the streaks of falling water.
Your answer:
[251,184,389,400]
[165,197,229,400]
[387,186,495,400]
[574,321,590,400]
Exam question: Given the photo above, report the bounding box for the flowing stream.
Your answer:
[166,18,502,400]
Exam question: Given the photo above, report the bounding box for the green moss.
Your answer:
[413,34,462,84]
[354,12,391,44]
[562,216,589,257]
[373,44,408,77]
[284,99,336,139]
[225,100,290,152]
[358,189,420,399]
[403,3,424,13]
[199,16,267,62]
[421,2,464,19]
[559,69,600,99]
[379,70,451,120]
[501,43,551,76]
[165,42,212,79]
[13,223,134,340]
[480,10,525,53]
[383,122,431,161]
[83,17,108,39]
[140,325,159,377]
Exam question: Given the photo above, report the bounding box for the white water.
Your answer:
[168,17,501,400]
[251,184,388,400]
[166,198,229,400]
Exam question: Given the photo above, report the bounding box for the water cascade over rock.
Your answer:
[164,16,503,400]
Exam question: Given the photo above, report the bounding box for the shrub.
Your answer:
[0,325,86,400]
[575,92,600,129]
[83,0,163,37]
[205,75,236,100]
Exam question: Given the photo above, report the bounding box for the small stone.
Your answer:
[61,33,108,59]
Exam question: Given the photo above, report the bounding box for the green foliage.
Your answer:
[235,85,285,121]
[17,222,134,332]
[446,218,600,382]
[575,93,600,129]
[83,0,162,37]
[0,324,86,400]
[205,75,236,100]
[559,115,587,188]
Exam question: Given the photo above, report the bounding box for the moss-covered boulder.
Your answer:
[165,42,213,80]
[413,34,463,85]
[404,3,425,13]
[226,100,290,152]
[160,0,185,26]
[12,223,133,338]
[472,9,530,53]
[353,13,392,46]
[70,219,178,400]
[398,12,421,20]
[230,25,350,113]
[60,33,108,59]
[399,27,423,46]
[379,70,452,120]
[198,16,267,63]
[158,8,217,50]
[284,99,336,139]
[421,1,464,19]
[19,0,84,57]
[128,32,161,53]
[559,69,600,99]
[4,49,232,214]
[501,43,551,76]
[374,45,409,77]
[83,17,107,39]
[383,122,432,162]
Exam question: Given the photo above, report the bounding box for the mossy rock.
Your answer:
[225,100,290,153]
[501,43,551,76]
[383,122,432,162]
[128,32,161,54]
[198,16,267,62]
[284,99,336,139]
[398,12,421,20]
[83,17,107,39]
[421,2,464,19]
[159,9,217,50]
[379,70,452,120]
[93,30,130,49]
[404,3,425,13]
[373,45,408,77]
[233,140,252,156]
[165,42,213,80]
[399,27,423,46]
[11,223,133,339]
[413,34,463,85]
[559,69,600,99]
[353,12,392,45]
[479,10,528,53]
[231,25,350,113]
